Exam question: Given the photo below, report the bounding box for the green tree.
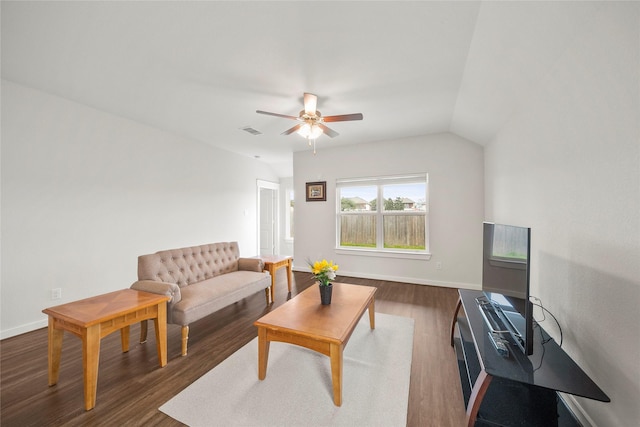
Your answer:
[384,198,393,210]
[393,197,405,210]
[369,199,377,211]
[384,197,405,210]
[341,198,356,211]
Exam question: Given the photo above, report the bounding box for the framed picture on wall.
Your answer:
[306,181,326,202]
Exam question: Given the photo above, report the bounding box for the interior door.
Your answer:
[257,180,279,256]
[260,188,275,255]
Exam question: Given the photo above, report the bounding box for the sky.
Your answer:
[340,183,426,203]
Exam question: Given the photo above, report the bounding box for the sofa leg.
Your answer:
[181,325,189,356]
[139,320,148,343]
[265,288,271,305]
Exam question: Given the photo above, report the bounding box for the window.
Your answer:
[337,174,429,255]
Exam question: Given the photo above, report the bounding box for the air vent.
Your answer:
[241,126,262,135]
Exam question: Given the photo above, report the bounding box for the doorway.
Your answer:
[257,180,279,256]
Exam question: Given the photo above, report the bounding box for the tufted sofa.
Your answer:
[130,242,271,356]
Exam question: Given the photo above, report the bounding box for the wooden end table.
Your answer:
[254,282,376,406]
[42,289,170,410]
[256,255,293,302]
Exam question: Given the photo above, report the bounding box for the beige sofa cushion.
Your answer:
[172,270,270,325]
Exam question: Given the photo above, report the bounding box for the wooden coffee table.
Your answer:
[253,282,376,406]
[42,289,170,410]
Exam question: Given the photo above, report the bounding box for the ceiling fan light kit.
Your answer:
[298,123,323,140]
[256,93,363,154]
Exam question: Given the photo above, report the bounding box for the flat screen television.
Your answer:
[482,222,534,355]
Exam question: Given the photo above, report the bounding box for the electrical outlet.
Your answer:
[51,288,62,300]
[436,262,442,270]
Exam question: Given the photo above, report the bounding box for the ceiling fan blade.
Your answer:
[318,123,339,138]
[281,123,303,135]
[303,93,317,115]
[323,113,364,122]
[256,110,300,120]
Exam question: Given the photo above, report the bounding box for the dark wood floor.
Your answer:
[1,271,466,427]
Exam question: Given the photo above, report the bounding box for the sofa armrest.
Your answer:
[238,257,264,272]
[131,280,182,304]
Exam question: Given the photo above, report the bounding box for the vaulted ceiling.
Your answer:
[1,1,606,175]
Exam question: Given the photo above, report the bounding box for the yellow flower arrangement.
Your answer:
[309,259,339,286]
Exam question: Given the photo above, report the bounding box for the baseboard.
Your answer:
[2,271,477,340]
[559,393,596,427]
[1,318,47,340]
[292,266,480,291]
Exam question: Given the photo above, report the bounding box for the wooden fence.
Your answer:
[340,215,425,248]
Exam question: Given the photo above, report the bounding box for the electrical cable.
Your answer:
[530,296,563,347]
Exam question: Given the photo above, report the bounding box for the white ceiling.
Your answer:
[1,1,606,176]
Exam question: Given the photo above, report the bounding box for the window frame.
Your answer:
[336,174,431,260]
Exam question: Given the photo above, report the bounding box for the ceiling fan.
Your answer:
[256,93,363,150]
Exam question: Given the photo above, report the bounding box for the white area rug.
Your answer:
[160,312,415,427]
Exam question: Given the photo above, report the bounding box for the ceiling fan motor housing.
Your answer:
[299,110,322,122]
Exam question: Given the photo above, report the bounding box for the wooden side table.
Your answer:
[42,289,170,410]
[255,255,293,302]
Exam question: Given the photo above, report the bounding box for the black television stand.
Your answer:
[450,289,609,427]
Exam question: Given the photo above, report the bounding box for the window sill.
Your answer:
[335,247,432,260]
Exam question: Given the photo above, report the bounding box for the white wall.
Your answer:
[293,133,484,288]
[0,80,279,338]
[484,4,639,426]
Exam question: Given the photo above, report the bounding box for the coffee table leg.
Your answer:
[47,317,64,386]
[82,325,100,411]
[257,327,270,380]
[369,299,376,329]
[330,342,344,406]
